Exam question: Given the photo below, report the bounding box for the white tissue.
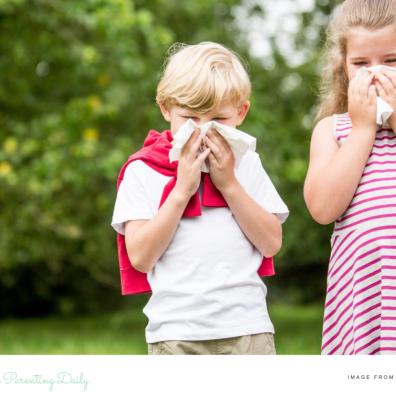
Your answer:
[375,96,393,126]
[364,65,395,126]
[169,119,256,173]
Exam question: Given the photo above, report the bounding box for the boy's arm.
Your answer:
[221,181,282,258]
[204,129,283,257]
[124,128,210,273]
[125,188,190,273]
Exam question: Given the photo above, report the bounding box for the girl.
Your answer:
[304,0,396,355]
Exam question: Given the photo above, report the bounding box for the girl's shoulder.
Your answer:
[309,115,339,154]
[313,113,351,145]
[312,115,335,140]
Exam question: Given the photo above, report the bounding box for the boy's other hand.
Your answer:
[204,129,237,192]
[174,127,210,199]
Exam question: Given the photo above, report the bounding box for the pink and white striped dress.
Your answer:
[321,113,396,355]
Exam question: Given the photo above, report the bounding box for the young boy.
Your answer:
[111,42,289,354]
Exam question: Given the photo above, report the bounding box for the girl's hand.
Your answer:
[374,68,396,132]
[204,128,237,192]
[174,128,210,198]
[348,69,377,134]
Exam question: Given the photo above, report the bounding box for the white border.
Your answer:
[0,355,395,396]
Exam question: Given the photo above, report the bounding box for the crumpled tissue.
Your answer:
[169,119,256,173]
[363,65,395,126]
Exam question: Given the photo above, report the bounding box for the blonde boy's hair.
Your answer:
[316,0,396,122]
[156,42,251,113]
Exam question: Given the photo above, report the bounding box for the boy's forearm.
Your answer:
[127,188,190,273]
[220,179,282,257]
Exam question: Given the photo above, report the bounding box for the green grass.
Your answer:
[269,304,323,354]
[0,304,323,354]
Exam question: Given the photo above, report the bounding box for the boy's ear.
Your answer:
[236,100,250,126]
[159,102,171,122]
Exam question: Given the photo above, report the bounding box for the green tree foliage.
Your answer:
[0,0,340,316]
[0,0,246,316]
[241,1,340,302]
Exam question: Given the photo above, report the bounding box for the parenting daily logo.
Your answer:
[0,371,89,392]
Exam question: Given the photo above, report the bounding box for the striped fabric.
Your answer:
[321,113,396,355]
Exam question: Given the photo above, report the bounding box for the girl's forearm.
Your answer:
[305,129,375,224]
[221,180,282,257]
[126,188,190,273]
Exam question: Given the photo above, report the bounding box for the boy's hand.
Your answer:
[174,128,210,199]
[374,68,396,132]
[204,128,237,192]
[348,68,377,135]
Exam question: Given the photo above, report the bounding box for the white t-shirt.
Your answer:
[111,151,289,343]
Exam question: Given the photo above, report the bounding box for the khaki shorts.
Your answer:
[147,332,276,355]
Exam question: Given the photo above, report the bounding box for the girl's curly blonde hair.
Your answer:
[316,0,396,123]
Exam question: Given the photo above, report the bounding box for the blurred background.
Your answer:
[0,0,339,354]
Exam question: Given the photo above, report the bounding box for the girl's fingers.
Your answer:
[381,69,396,90]
[350,72,372,101]
[375,81,385,97]
[374,72,393,96]
[368,84,377,104]
[349,74,361,100]
[359,72,375,99]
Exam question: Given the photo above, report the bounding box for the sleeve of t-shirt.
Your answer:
[246,152,289,224]
[111,162,155,235]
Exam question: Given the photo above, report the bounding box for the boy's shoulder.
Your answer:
[236,151,268,187]
[119,159,146,181]
[123,159,146,174]
[240,150,260,164]
[237,150,260,173]
[118,159,159,188]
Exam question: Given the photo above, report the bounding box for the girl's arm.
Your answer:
[303,117,375,224]
[125,129,210,273]
[304,69,378,225]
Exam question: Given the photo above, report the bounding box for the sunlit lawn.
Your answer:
[0,304,323,355]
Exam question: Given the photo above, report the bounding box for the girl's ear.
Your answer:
[159,102,171,122]
[236,100,251,126]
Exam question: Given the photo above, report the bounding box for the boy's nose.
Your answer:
[195,119,211,126]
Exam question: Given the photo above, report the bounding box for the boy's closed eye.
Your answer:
[181,115,199,120]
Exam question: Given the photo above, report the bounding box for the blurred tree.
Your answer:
[0,0,244,316]
[0,0,341,316]
[241,0,340,303]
